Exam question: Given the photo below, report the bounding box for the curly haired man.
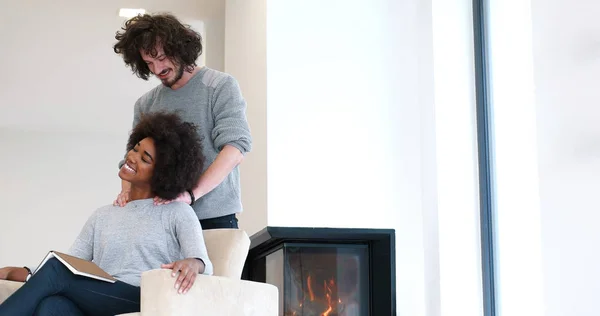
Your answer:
[113,13,252,230]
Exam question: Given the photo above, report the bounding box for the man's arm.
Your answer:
[154,144,245,206]
[193,76,252,199]
[210,76,252,155]
[192,144,244,199]
[154,75,251,205]
[194,75,251,201]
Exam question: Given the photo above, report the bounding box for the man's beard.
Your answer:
[161,66,185,87]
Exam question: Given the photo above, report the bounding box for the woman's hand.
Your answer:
[153,191,192,206]
[0,267,28,282]
[113,190,130,207]
[161,258,205,294]
[0,267,11,280]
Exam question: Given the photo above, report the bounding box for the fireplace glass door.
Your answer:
[266,243,370,316]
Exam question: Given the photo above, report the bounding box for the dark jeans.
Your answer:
[0,258,139,316]
[200,213,239,230]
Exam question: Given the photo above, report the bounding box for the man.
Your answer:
[112,13,252,230]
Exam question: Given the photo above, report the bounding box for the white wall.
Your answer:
[266,0,421,227]
[265,0,426,314]
[224,0,268,237]
[430,0,484,315]
[488,1,600,315]
[531,1,600,315]
[486,0,600,315]
[0,129,124,268]
[418,0,443,314]
[486,1,545,315]
[193,2,226,72]
[0,0,226,267]
[222,1,486,315]
[0,0,223,134]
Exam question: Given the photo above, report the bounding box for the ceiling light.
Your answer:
[119,8,146,18]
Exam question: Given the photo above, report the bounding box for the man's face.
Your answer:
[140,47,184,88]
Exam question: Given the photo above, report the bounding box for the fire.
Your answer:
[322,279,334,316]
[287,273,347,316]
[307,275,315,301]
[301,274,338,316]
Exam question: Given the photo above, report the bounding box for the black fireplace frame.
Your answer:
[242,226,396,315]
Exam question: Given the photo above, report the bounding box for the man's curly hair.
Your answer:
[126,112,204,200]
[113,13,202,80]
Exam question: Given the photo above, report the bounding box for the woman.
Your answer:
[0,112,213,316]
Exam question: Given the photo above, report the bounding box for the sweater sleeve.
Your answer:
[210,76,253,154]
[172,204,214,275]
[67,210,98,261]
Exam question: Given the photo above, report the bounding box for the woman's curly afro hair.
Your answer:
[113,13,203,80]
[126,111,204,200]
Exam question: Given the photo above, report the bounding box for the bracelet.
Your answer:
[187,190,195,206]
[23,266,32,282]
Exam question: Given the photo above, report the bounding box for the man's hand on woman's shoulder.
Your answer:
[161,258,205,294]
[113,190,130,207]
[114,179,132,207]
[153,191,193,206]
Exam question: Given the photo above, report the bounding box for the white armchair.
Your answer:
[0,229,278,316]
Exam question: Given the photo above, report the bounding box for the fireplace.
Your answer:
[242,227,396,316]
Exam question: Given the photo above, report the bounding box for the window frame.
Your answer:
[472,0,497,315]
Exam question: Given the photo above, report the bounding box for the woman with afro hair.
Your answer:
[0,112,213,316]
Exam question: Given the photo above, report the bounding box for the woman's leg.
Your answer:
[0,258,71,315]
[58,276,140,316]
[33,295,85,316]
[0,258,140,316]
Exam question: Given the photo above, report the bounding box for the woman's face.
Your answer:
[118,137,156,186]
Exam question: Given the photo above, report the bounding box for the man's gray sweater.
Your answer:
[121,67,252,220]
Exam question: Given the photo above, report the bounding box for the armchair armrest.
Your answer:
[140,269,278,316]
[0,280,23,304]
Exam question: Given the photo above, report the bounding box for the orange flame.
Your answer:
[290,274,340,316]
[321,279,334,316]
[307,274,315,301]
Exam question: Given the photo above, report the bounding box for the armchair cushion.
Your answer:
[0,280,22,305]
[3,273,279,316]
[201,229,251,279]
[138,269,278,316]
